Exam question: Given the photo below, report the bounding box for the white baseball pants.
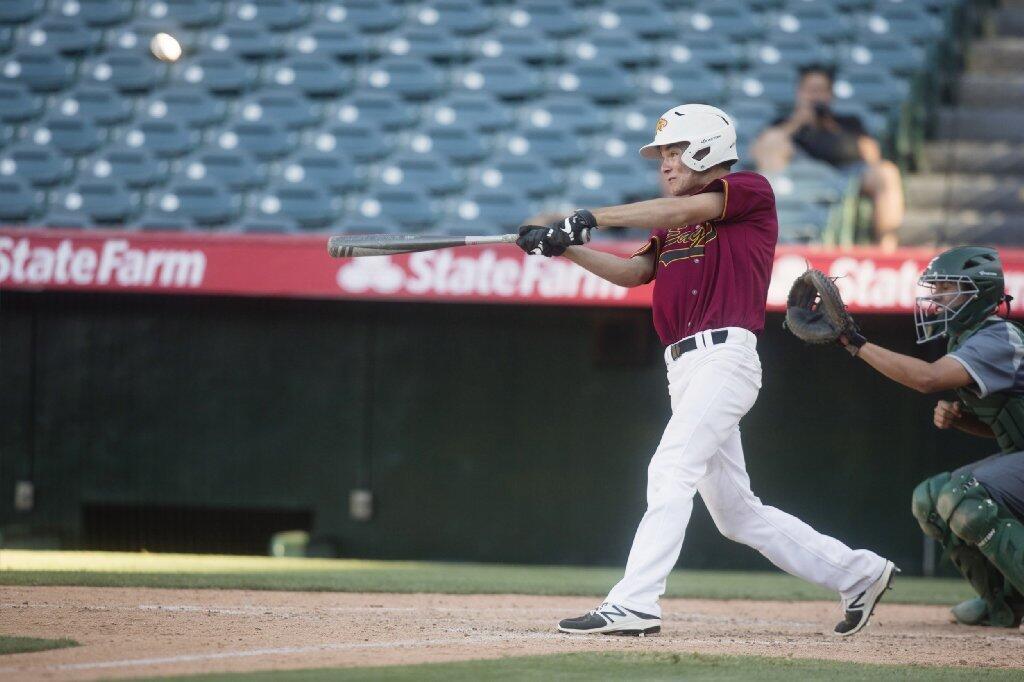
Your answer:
[606,327,886,617]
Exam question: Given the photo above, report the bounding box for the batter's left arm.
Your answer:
[852,343,972,394]
[589,193,725,230]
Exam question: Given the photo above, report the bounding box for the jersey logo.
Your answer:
[659,223,717,266]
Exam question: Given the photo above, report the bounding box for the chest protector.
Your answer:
[949,320,1024,453]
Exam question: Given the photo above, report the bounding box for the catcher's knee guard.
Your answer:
[912,472,951,543]
[938,474,1024,599]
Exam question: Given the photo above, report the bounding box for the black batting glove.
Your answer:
[560,209,596,245]
[517,224,570,257]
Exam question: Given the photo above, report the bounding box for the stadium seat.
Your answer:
[328,91,414,131]
[288,26,373,61]
[460,58,543,100]
[0,0,44,25]
[379,152,463,196]
[152,180,241,226]
[425,92,514,132]
[0,178,39,221]
[279,151,363,193]
[685,4,763,41]
[416,0,493,35]
[366,57,444,100]
[239,88,319,129]
[0,82,42,122]
[842,33,926,77]
[567,29,656,67]
[448,188,530,233]
[255,182,339,229]
[506,128,585,166]
[337,217,403,235]
[631,97,688,126]
[312,122,391,162]
[24,16,101,54]
[29,115,103,157]
[0,142,73,187]
[84,49,167,93]
[553,59,632,103]
[61,0,133,27]
[659,33,744,71]
[834,66,909,112]
[472,28,559,64]
[410,125,488,165]
[357,186,436,231]
[314,0,403,33]
[177,54,258,93]
[0,26,11,54]
[509,0,585,38]
[733,66,798,107]
[1,48,74,92]
[133,211,195,231]
[56,85,132,125]
[39,210,94,229]
[238,213,300,233]
[588,157,658,202]
[385,26,467,62]
[215,120,296,160]
[864,3,943,44]
[772,4,853,43]
[180,148,265,191]
[523,95,610,134]
[140,0,224,29]
[85,145,169,189]
[750,33,834,68]
[142,86,227,128]
[230,0,309,31]
[53,180,138,223]
[264,56,352,97]
[599,0,677,38]
[477,153,562,198]
[110,19,195,53]
[725,98,780,139]
[122,116,200,158]
[645,65,726,103]
[207,20,284,59]
[830,99,886,137]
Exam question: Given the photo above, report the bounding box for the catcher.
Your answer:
[787,246,1024,627]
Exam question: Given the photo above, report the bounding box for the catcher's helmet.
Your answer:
[639,103,739,171]
[914,246,1007,344]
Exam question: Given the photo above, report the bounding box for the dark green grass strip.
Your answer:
[0,635,77,656]
[139,652,1015,681]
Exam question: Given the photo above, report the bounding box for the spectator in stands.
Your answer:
[752,64,905,251]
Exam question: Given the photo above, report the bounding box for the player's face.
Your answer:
[659,144,703,196]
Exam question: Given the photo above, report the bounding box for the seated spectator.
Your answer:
[752,65,905,251]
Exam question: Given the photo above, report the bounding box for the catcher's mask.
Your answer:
[914,246,1007,344]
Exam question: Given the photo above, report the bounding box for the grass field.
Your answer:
[149,652,1015,681]
[0,550,973,605]
[0,635,77,656]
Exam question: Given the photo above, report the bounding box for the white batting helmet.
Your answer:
[639,103,738,171]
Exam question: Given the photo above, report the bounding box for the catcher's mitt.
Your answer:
[784,269,866,354]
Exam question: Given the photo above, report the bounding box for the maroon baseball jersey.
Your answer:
[633,171,778,345]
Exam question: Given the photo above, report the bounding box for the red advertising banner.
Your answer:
[1,228,1023,316]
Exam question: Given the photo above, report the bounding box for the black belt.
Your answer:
[670,329,729,361]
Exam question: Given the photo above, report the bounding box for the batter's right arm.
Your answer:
[563,247,655,288]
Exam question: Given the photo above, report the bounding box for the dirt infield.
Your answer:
[1,586,1022,680]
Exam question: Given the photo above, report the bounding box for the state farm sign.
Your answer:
[1,228,1022,318]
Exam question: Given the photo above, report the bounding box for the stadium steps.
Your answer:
[901,1,1024,245]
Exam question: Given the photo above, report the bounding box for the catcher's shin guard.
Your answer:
[938,474,1024,601]
[948,542,1023,627]
[912,473,952,543]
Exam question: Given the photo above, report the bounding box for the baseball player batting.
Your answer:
[516,104,896,637]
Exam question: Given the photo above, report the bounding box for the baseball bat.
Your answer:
[327,233,518,258]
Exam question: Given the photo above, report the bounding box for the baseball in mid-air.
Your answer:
[150,32,182,62]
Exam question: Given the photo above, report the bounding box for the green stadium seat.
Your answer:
[773,4,853,43]
[0,82,42,123]
[425,92,514,132]
[142,86,228,128]
[600,0,677,39]
[460,58,543,100]
[181,148,266,191]
[86,145,170,189]
[2,48,74,92]
[85,49,167,93]
[524,95,610,134]
[554,59,633,103]
[842,33,926,78]
[208,20,285,59]
[645,65,726,103]
[0,142,73,187]
[864,2,943,44]
[448,187,531,233]
[239,88,319,129]
[177,54,258,93]
[411,125,488,164]
[30,115,103,156]
[472,28,560,63]
[510,0,585,38]
[0,0,44,25]
[750,32,834,68]
[256,182,340,229]
[367,57,445,100]
[230,0,309,31]
[506,128,585,166]
[568,29,657,67]
[379,152,464,196]
[110,20,195,53]
[56,85,132,125]
[733,66,798,107]
[328,91,415,131]
[60,0,133,27]
[280,151,364,194]
[214,120,297,160]
[358,186,436,231]
[312,122,391,162]
[658,33,745,71]
[264,56,352,97]
[288,26,374,61]
[385,26,467,62]
[416,0,494,36]
[0,178,39,221]
[141,0,225,29]
[588,157,658,202]
[24,16,101,54]
[685,4,763,41]
[123,116,200,158]
[834,66,909,113]
[314,0,403,33]
[53,180,139,223]
[478,153,563,197]
[153,180,241,226]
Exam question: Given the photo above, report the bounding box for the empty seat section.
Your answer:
[53,180,137,223]
[56,85,131,125]
[312,122,391,162]
[410,125,487,165]
[213,120,296,160]
[0,83,42,122]
[834,66,908,113]
[123,117,199,157]
[265,56,352,97]
[357,186,435,231]
[865,3,943,44]
[659,33,744,71]
[567,29,656,67]
[288,26,373,61]
[25,16,101,54]
[554,59,632,102]
[772,4,853,43]
[366,57,444,100]
[153,181,240,225]
[0,143,72,187]
[142,87,227,128]
[505,128,585,166]
[238,214,300,233]
[0,0,44,25]
[328,91,414,131]
[843,34,925,77]
[30,115,103,156]
[140,0,224,29]
[750,33,834,69]
[473,28,559,63]
[425,92,514,132]
[460,58,543,100]
[416,1,493,36]
[85,49,167,93]
[379,152,463,196]
[2,48,74,92]
[133,210,195,231]
[685,4,763,41]
[510,1,584,38]
[733,66,798,107]
[523,95,610,134]
[279,151,363,193]
[478,154,562,197]
[255,182,339,229]
[646,65,726,103]
[207,20,284,59]
[180,148,265,190]
[314,0,403,33]
[239,88,319,129]
[449,188,530,233]
[177,54,257,93]
[385,26,466,62]
[230,0,309,31]
[86,146,169,189]
[600,0,677,38]
[0,178,39,221]
[61,0,132,27]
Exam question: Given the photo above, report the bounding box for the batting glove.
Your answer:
[517,225,570,257]
[560,209,596,245]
